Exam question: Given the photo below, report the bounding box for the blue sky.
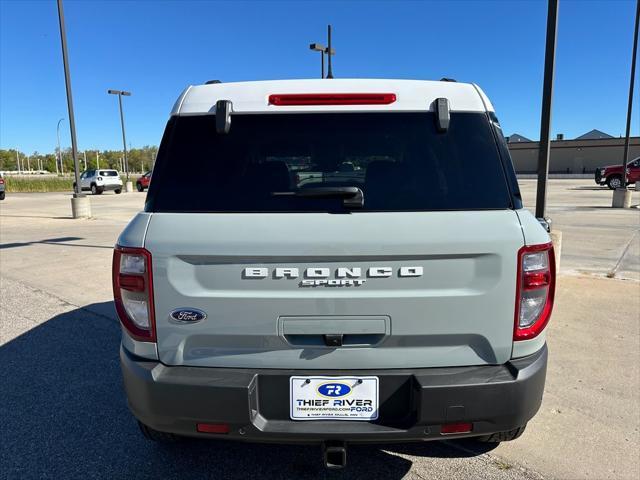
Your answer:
[0,0,638,153]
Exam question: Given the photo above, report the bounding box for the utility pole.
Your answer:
[534,0,558,223]
[15,149,20,174]
[83,151,87,170]
[27,156,31,172]
[613,0,639,208]
[96,151,100,169]
[57,0,89,217]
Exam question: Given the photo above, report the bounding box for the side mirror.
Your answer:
[216,100,232,134]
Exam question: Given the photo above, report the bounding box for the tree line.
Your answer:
[0,146,158,174]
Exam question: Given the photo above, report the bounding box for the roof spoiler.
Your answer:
[216,100,232,134]
[434,97,450,132]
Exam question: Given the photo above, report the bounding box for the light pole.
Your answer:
[534,0,558,223]
[309,26,336,79]
[326,24,334,79]
[56,118,64,175]
[309,43,335,79]
[613,0,639,208]
[107,89,132,190]
[309,43,326,78]
[56,0,83,209]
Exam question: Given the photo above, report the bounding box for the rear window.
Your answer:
[147,112,513,213]
[100,170,118,177]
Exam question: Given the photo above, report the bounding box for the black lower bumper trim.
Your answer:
[120,345,547,443]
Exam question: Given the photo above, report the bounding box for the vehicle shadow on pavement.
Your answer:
[0,236,114,250]
[0,214,73,220]
[0,302,490,480]
[569,205,640,210]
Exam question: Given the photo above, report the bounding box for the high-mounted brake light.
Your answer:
[268,93,396,106]
[112,246,156,342]
[514,243,555,341]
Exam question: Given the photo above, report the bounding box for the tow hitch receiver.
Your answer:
[322,441,347,469]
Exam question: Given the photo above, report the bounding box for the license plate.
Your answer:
[289,376,379,420]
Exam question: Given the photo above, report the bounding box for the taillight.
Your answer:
[112,246,156,342]
[268,93,397,106]
[514,243,555,340]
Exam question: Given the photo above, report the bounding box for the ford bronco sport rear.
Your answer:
[114,79,554,468]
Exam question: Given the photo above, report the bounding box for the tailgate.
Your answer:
[145,210,524,369]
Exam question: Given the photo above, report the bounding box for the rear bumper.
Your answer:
[99,183,123,191]
[121,344,547,443]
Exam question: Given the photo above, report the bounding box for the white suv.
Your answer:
[76,169,123,195]
[115,79,554,469]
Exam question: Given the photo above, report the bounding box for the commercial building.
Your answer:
[506,130,640,174]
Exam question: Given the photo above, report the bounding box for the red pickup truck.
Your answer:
[136,171,152,192]
[595,157,640,189]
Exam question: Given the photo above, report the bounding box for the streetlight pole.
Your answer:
[534,0,558,223]
[613,0,639,208]
[326,24,334,79]
[107,89,132,190]
[56,0,83,201]
[309,43,326,78]
[310,29,336,80]
[56,118,64,176]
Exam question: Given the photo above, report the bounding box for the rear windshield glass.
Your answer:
[147,112,512,213]
[100,170,118,176]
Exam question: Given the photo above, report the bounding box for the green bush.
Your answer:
[4,176,74,193]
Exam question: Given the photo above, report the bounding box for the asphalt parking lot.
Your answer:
[1,180,639,479]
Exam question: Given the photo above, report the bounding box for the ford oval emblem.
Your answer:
[317,382,352,398]
[169,308,207,323]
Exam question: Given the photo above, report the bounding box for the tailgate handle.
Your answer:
[323,334,343,347]
[280,316,390,348]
